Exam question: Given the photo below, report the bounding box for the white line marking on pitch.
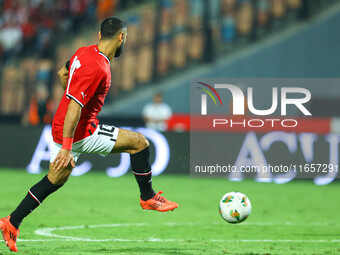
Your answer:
[1,239,339,243]
[29,222,340,243]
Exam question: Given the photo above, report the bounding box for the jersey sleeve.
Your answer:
[66,58,103,107]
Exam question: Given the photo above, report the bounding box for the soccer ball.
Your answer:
[219,192,251,223]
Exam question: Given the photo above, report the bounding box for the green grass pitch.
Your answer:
[0,169,339,255]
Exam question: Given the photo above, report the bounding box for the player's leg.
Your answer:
[9,162,73,229]
[111,129,154,200]
[0,152,74,252]
[111,128,178,212]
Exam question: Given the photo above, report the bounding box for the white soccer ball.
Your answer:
[219,191,251,223]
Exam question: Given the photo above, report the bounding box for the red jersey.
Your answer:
[52,45,111,144]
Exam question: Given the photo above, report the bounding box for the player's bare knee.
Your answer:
[48,172,70,186]
[127,133,149,154]
[48,165,72,185]
[56,175,70,186]
[136,133,149,152]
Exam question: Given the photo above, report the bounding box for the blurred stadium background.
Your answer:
[1,0,340,254]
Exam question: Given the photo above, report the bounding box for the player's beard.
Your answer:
[114,44,124,58]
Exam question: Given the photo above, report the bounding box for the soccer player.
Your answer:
[0,17,178,252]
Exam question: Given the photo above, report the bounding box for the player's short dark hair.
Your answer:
[100,17,126,39]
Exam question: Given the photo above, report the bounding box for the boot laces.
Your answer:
[154,191,167,204]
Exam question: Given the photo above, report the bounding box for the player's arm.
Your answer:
[52,99,82,171]
[58,60,70,90]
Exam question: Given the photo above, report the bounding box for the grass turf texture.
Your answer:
[0,169,339,255]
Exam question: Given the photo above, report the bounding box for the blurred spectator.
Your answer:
[288,0,301,10]
[136,9,154,84]
[143,92,172,132]
[271,0,286,19]
[28,84,54,125]
[172,0,188,68]
[21,18,36,53]
[1,64,25,114]
[157,0,173,76]
[70,0,88,30]
[236,0,254,38]
[221,0,237,43]
[0,15,23,62]
[257,0,270,28]
[96,0,116,21]
[188,0,204,59]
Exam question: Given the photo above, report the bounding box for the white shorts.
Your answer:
[50,124,119,163]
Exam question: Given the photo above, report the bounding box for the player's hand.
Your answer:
[52,148,75,172]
